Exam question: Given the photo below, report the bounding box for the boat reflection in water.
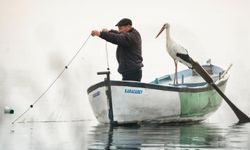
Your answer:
[88,122,250,149]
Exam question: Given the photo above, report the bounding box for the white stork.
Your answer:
[156,23,192,84]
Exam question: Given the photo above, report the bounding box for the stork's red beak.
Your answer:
[155,26,165,38]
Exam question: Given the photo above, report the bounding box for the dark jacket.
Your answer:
[99,28,143,74]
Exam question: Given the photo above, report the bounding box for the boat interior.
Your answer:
[150,65,225,87]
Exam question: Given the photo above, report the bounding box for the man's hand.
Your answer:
[91,30,100,37]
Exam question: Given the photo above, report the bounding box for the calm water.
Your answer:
[88,122,250,149]
[1,116,250,150]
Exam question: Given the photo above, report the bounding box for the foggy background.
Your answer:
[1,0,250,123]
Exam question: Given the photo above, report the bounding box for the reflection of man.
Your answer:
[91,18,143,81]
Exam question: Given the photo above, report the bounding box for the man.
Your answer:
[91,18,143,81]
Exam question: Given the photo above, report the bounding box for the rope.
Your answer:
[105,41,110,70]
[11,35,91,124]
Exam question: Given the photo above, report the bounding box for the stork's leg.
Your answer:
[175,61,178,84]
[173,60,176,84]
[173,60,178,84]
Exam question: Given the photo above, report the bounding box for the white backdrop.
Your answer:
[0,0,250,123]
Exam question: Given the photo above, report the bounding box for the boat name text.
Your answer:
[92,91,100,98]
[125,89,143,94]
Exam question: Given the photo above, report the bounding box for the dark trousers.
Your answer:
[122,69,142,82]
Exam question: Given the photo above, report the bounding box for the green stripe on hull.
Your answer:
[180,84,226,117]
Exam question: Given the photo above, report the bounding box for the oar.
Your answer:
[189,58,250,124]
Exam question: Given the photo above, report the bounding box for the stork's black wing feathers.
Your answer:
[176,53,191,63]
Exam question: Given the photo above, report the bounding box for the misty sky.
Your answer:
[1,0,250,122]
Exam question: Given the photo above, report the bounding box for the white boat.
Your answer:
[87,64,229,125]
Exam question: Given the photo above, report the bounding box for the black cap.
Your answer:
[115,18,132,26]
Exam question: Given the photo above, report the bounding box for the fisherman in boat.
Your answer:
[91,18,143,81]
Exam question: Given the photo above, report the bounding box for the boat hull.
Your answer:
[87,72,228,124]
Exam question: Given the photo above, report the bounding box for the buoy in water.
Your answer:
[4,106,14,114]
